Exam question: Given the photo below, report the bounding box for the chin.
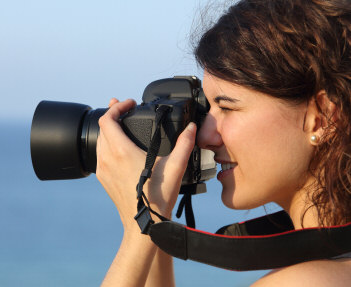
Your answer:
[221,187,262,210]
[221,189,240,209]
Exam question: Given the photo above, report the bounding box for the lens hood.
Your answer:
[30,100,91,180]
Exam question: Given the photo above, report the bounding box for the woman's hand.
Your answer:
[97,98,194,287]
[96,98,197,231]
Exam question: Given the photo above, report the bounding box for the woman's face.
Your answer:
[197,72,315,210]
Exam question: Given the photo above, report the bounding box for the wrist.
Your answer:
[102,219,158,287]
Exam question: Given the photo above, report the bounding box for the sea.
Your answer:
[0,122,273,287]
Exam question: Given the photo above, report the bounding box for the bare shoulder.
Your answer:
[251,258,351,287]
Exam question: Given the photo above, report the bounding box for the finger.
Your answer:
[96,129,101,160]
[98,99,140,153]
[99,99,136,136]
[167,122,197,177]
[108,98,119,108]
[96,128,108,168]
[96,126,110,158]
[106,99,136,121]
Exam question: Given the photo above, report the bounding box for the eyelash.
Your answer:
[219,106,239,113]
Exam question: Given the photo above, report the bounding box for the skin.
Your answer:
[97,98,196,286]
[96,72,351,286]
[198,72,315,217]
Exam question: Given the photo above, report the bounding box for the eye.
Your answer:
[218,106,242,114]
[219,106,234,113]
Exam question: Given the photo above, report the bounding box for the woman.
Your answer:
[96,0,351,286]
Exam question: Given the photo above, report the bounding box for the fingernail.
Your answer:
[186,122,196,132]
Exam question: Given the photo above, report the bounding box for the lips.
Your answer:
[221,163,237,171]
[217,161,237,181]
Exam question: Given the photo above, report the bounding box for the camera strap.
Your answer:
[148,211,351,271]
[134,105,171,233]
[134,104,198,234]
[133,104,351,271]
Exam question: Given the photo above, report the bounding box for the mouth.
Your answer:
[214,157,237,170]
[216,161,238,181]
[220,162,237,172]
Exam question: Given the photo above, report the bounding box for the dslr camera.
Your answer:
[30,76,216,192]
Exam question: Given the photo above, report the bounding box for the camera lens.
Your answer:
[80,108,107,174]
[30,100,106,180]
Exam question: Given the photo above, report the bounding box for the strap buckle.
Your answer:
[134,205,155,234]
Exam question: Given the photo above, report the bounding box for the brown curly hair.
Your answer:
[195,0,351,226]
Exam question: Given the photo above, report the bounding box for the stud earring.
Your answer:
[311,135,318,142]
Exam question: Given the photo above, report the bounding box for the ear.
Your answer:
[304,90,338,146]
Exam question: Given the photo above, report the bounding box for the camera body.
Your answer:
[31,76,216,187]
[122,76,206,156]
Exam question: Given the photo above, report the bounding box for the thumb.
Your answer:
[167,122,197,173]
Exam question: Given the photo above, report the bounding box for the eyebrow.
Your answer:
[214,95,240,104]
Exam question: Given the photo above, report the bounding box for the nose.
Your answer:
[197,112,223,150]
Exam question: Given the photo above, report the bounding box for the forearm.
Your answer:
[145,247,175,287]
[101,225,157,287]
[97,101,196,287]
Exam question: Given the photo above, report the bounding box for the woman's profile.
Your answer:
[96,0,351,286]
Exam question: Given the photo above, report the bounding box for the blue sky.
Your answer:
[0,0,220,122]
[0,1,279,285]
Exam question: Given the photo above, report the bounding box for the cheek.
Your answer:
[222,112,312,203]
[221,112,286,163]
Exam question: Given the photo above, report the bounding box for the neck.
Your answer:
[278,178,320,229]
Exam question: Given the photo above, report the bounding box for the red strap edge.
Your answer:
[186,220,351,239]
